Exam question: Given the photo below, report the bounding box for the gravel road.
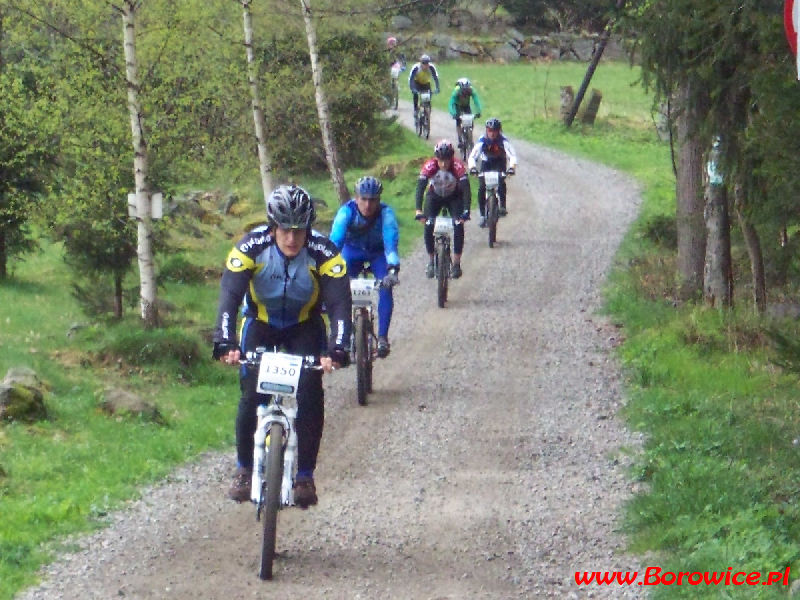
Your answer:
[18,102,646,599]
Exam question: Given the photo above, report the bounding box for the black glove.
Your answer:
[328,346,350,368]
[475,113,481,118]
[415,212,427,221]
[460,210,471,221]
[469,168,478,175]
[382,267,400,288]
[212,341,240,360]
[506,167,515,175]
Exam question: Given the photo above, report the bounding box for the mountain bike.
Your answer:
[349,269,384,406]
[478,170,507,248]
[390,61,404,110]
[242,349,324,580]
[415,90,432,139]
[456,113,474,161]
[432,212,454,308]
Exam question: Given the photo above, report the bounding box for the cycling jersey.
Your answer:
[329,200,400,267]
[408,62,440,93]
[448,87,483,117]
[468,133,518,171]
[415,157,470,210]
[213,225,351,352]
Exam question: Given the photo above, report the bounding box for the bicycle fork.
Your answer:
[252,404,297,507]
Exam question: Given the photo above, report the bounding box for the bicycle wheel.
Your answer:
[423,107,431,139]
[488,192,498,248]
[436,242,448,308]
[366,317,374,394]
[259,421,285,580]
[416,110,422,137]
[355,310,369,406]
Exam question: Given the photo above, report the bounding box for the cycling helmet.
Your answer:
[355,175,383,198]
[387,36,397,49]
[420,54,431,64]
[267,184,315,229]
[456,77,471,91]
[434,139,455,160]
[485,117,502,131]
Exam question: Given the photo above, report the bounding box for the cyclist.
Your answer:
[212,185,352,508]
[329,176,400,358]
[468,117,518,227]
[415,139,471,279]
[387,35,406,69]
[408,54,440,122]
[448,77,482,145]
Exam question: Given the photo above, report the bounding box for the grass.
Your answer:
[3,57,800,600]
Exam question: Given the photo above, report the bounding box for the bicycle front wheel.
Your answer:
[423,107,431,139]
[488,193,498,248]
[355,310,369,406]
[436,242,449,308]
[259,422,285,580]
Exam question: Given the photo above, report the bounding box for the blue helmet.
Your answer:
[355,176,383,198]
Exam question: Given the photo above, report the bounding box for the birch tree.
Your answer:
[241,0,272,205]
[119,0,158,327]
[299,0,349,203]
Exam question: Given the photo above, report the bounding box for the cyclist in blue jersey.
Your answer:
[329,176,400,358]
[212,185,352,508]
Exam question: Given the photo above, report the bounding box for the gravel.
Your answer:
[18,103,646,599]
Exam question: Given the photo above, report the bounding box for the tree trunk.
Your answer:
[122,1,158,328]
[113,272,123,319]
[675,79,706,300]
[0,229,6,280]
[241,0,272,207]
[733,184,766,314]
[703,183,732,309]
[299,0,349,204]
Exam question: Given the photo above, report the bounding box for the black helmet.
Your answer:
[434,139,455,160]
[485,117,502,131]
[267,185,315,229]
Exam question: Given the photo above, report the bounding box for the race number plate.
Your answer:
[350,278,377,307]
[257,352,303,398]
[420,91,432,104]
[460,113,474,128]
[433,216,454,235]
[483,170,500,189]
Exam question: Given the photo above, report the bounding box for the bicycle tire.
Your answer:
[366,317,374,393]
[488,192,498,248]
[259,421,285,580]
[423,106,431,139]
[436,242,448,308]
[355,310,369,406]
[416,111,422,137]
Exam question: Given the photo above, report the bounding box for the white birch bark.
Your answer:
[299,0,349,203]
[122,1,158,327]
[241,0,272,206]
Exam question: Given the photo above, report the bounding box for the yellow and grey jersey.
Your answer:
[213,226,351,351]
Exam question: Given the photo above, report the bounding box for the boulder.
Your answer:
[99,389,165,425]
[391,15,412,31]
[1,367,48,423]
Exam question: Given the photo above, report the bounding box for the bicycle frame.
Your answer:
[417,90,432,138]
[457,113,474,160]
[432,214,453,307]
[350,270,382,405]
[478,170,506,248]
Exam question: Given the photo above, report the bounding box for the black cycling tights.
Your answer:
[423,192,465,255]
[236,318,325,475]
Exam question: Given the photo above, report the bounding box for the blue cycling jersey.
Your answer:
[329,200,400,267]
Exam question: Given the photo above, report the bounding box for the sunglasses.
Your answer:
[358,196,380,202]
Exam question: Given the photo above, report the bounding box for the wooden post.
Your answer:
[581,89,602,125]
[560,86,574,124]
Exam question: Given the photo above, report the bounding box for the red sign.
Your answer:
[787,0,797,55]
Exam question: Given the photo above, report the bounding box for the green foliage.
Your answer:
[499,0,614,30]
[260,29,391,174]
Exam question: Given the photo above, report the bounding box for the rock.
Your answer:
[0,370,48,423]
[99,389,165,425]
[390,15,412,31]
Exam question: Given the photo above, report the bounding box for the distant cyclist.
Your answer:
[408,54,440,120]
[329,176,400,358]
[415,140,471,279]
[212,185,352,508]
[468,117,518,227]
[387,35,406,70]
[448,77,482,142]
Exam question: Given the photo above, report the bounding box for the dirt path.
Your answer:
[19,103,645,599]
